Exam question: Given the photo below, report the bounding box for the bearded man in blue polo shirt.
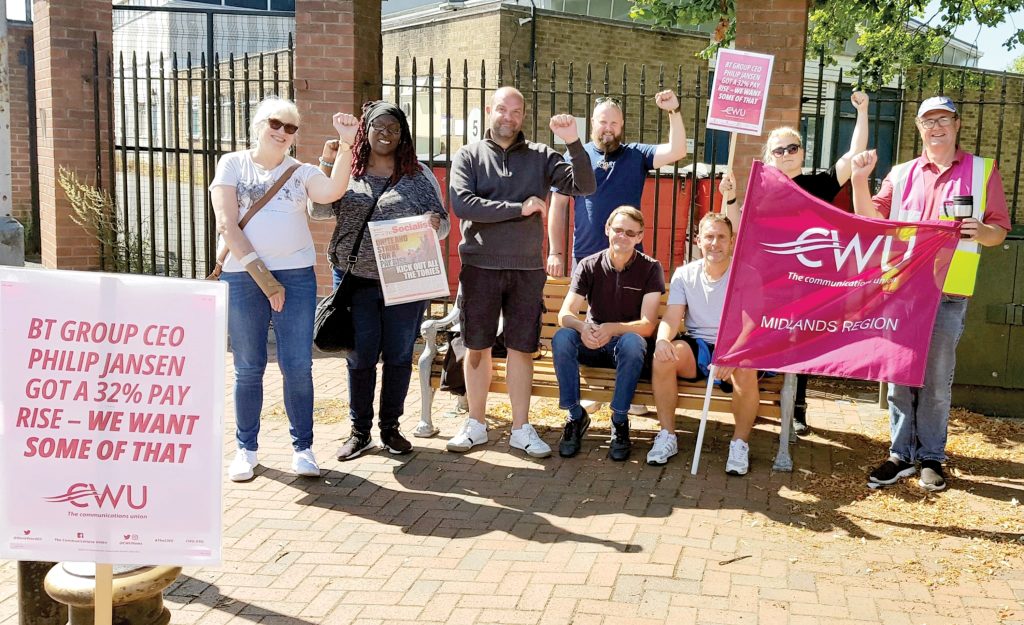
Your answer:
[546,91,687,274]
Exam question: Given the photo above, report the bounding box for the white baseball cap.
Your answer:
[917,96,957,117]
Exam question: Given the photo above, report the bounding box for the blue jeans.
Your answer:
[887,295,969,463]
[335,268,427,434]
[552,327,648,423]
[222,266,316,452]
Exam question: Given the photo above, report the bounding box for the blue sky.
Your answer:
[925,0,1024,70]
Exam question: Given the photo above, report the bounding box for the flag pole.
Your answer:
[691,365,717,475]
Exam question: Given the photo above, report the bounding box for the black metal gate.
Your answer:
[94,23,1024,278]
[95,4,295,277]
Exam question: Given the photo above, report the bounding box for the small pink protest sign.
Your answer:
[707,49,774,135]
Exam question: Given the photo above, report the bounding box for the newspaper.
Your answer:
[368,214,450,306]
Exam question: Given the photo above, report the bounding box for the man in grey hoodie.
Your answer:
[445,86,597,458]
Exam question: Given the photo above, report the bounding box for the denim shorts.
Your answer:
[457,265,546,353]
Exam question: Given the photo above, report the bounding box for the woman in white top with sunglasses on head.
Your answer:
[715,90,870,437]
[211,96,358,482]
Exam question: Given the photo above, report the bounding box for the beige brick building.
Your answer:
[381,2,714,157]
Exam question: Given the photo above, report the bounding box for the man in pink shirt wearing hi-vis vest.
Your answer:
[849,95,1010,492]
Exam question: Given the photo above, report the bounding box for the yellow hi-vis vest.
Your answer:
[889,154,994,297]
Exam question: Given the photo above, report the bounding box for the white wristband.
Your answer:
[239,252,259,266]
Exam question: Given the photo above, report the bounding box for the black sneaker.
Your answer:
[336,431,374,461]
[380,428,413,455]
[558,410,590,458]
[608,421,631,462]
[868,457,916,484]
[918,459,947,492]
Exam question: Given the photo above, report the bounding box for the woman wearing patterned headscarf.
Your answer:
[311,100,449,461]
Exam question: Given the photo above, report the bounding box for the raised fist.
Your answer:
[549,114,579,144]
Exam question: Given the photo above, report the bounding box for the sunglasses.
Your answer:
[267,118,298,134]
[596,96,622,107]
[917,116,957,129]
[770,143,801,157]
[610,226,641,238]
[370,122,402,136]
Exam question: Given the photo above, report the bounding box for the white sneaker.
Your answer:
[228,449,258,482]
[627,404,649,416]
[725,439,749,476]
[580,399,605,412]
[291,448,321,477]
[509,423,552,458]
[646,429,678,466]
[446,418,488,452]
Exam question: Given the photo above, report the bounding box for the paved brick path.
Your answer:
[2,352,1022,625]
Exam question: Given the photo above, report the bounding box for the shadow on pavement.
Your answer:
[250,412,1024,548]
[165,574,318,625]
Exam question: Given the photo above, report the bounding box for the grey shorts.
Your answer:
[458,265,546,353]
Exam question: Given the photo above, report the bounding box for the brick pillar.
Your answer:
[33,0,113,269]
[295,0,382,294]
[732,0,809,197]
[8,24,35,231]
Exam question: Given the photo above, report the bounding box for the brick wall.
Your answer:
[522,9,710,144]
[295,0,383,294]
[33,0,114,269]
[383,11,503,84]
[733,0,809,197]
[8,24,34,243]
[383,7,712,153]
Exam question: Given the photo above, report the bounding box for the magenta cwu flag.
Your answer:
[712,162,961,387]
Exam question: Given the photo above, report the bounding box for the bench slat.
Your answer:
[426,277,788,425]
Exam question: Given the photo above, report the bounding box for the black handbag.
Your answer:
[311,271,360,354]
[312,180,391,354]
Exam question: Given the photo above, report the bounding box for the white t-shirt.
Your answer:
[667,259,731,343]
[210,151,325,272]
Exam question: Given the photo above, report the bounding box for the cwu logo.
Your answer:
[44,483,148,510]
[761,227,917,272]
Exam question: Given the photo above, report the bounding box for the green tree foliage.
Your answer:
[1009,52,1024,73]
[627,0,1024,87]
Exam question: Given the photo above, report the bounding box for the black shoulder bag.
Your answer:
[313,180,392,354]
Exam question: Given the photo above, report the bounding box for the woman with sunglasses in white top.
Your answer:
[211,96,358,482]
[716,90,870,436]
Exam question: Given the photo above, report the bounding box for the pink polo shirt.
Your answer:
[871,149,1012,231]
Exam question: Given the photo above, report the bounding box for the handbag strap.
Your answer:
[330,178,394,269]
[214,162,302,271]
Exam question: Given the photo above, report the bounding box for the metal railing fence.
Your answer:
[92,4,295,277]
[92,48,1024,277]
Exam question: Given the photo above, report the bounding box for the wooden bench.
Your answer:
[416,277,797,471]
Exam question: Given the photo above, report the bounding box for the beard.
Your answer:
[490,118,521,141]
[592,128,625,153]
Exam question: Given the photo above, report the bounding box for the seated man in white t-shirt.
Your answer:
[648,213,760,475]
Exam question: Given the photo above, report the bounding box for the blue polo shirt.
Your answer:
[553,142,658,261]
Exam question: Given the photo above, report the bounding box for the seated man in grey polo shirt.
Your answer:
[552,206,665,461]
